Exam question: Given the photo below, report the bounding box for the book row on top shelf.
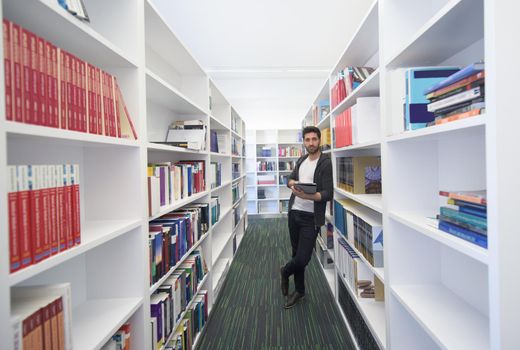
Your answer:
[0,1,247,349]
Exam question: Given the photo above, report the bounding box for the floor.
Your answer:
[197,216,356,350]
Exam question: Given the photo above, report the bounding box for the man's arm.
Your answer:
[316,159,333,203]
[287,162,298,189]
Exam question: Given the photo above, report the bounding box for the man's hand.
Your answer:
[290,185,321,201]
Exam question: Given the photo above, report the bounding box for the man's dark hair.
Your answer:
[302,126,321,139]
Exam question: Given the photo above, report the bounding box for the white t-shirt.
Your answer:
[292,156,318,213]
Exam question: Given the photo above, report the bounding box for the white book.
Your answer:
[354,97,380,144]
[388,68,407,135]
[149,176,160,216]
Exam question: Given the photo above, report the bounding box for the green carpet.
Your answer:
[197,217,356,350]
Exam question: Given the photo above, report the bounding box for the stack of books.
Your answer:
[162,120,206,151]
[330,66,374,109]
[425,62,485,126]
[8,164,80,273]
[437,190,487,248]
[257,174,276,185]
[3,19,138,139]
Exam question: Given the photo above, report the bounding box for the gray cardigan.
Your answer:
[287,152,333,227]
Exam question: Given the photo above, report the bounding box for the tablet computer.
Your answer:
[294,182,317,194]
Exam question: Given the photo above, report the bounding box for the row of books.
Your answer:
[3,19,138,139]
[278,146,302,157]
[147,161,206,217]
[310,99,330,126]
[232,183,241,205]
[210,130,229,154]
[231,137,241,156]
[279,174,289,186]
[150,251,208,350]
[334,199,384,268]
[163,291,208,350]
[437,190,487,248]
[209,162,222,189]
[279,161,296,171]
[11,283,72,350]
[257,174,276,185]
[319,223,334,250]
[258,146,274,157]
[8,164,80,273]
[330,66,375,109]
[334,97,380,148]
[389,62,485,133]
[232,162,241,180]
[321,127,331,151]
[257,161,276,172]
[149,205,209,285]
[336,156,381,195]
[101,323,131,350]
[210,196,220,226]
[156,120,206,151]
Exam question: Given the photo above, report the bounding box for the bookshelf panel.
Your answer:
[384,0,484,68]
[3,0,139,68]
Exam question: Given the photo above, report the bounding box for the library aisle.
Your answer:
[197,217,356,350]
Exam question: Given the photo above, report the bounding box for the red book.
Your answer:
[22,29,32,124]
[4,19,13,121]
[71,54,79,132]
[101,71,109,136]
[64,165,74,249]
[29,32,39,125]
[56,165,67,252]
[87,64,96,134]
[113,77,121,138]
[37,37,48,127]
[95,67,102,134]
[7,166,21,272]
[40,166,51,260]
[28,165,44,263]
[46,42,58,128]
[65,53,74,131]
[79,60,87,132]
[71,164,81,246]
[107,72,116,137]
[59,49,67,129]
[48,165,59,256]
[11,22,23,122]
[17,166,32,268]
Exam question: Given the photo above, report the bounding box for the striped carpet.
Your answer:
[197,217,356,350]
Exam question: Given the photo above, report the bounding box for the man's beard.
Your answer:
[305,145,319,154]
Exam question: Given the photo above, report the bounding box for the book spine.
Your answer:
[59,49,67,129]
[440,207,487,230]
[95,67,102,134]
[11,22,23,122]
[71,55,79,131]
[38,37,48,127]
[48,165,59,255]
[30,32,39,125]
[42,303,52,350]
[80,60,87,132]
[29,165,44,263]
[438,220,487,248]
[17,166,32,267]
[55,298,65,350]
[87,64,96,134]
[113,77,121,138]
[64,165,74,248]
[71,164,81,245]
[65,53,74,130]
[107,72,116,137]
[45,42,54,127]
[57,165,67,252]
[102,71,109,136]
[427,86,483,112]
[4,20,13,121]
[8,166,21,272]
[22,29,32,124]
[40,165,51,260]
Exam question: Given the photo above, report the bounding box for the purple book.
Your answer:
[150,299,163,344]
[159,166,165,206]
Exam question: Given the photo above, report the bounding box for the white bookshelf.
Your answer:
[299,0,516,349]
[245,129,303,216]
[0,1,247,349]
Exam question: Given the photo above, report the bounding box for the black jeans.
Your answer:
[282,210,319,294]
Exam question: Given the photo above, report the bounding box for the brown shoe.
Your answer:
[284,291,305,309]
[280,266,289,296]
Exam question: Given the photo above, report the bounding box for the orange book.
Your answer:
[435,108,482,125]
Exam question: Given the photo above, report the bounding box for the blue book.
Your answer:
[405,67,460,130]
[438,220,487,248]
[459,206,487,219]
[424,62,485,95]
[334,200,345,236]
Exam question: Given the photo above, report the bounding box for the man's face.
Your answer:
[303,132,320,154]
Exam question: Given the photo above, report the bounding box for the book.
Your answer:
[439,190,487,205]
[294,182,317,194]
[424,61,485,95]
[58,0,90,22]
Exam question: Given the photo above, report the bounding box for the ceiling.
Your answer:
[151,0,374,129]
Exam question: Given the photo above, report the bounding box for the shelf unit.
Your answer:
[299,0,515,348]
[0,1,247,349]
[245,129,303,215]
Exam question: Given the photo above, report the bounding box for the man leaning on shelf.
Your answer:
[280,126,333,309]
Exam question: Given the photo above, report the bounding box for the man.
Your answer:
[280,126,333,309]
